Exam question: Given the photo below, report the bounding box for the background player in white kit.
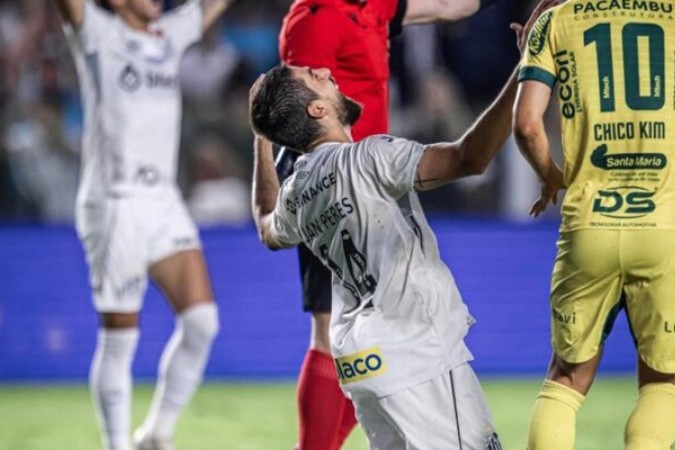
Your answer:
[54,0,232,449]
[249,3,553,448]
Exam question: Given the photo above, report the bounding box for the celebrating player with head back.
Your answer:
[250,2,555,448]
[515,1,675,449]
[53,0,232,449]
[277,0,504,447]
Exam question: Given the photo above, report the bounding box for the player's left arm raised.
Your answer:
[200,0,233,32]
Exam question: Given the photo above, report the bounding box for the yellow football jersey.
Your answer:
[520,0,675,230]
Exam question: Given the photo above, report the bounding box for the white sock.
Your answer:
[140,303,219,439]
[90,328,139,450]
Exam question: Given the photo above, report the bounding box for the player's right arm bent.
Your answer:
[252,135,297,251]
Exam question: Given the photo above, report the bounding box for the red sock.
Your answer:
[335,394,357,448]
[297,349,356,450]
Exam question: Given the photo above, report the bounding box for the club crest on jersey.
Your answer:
[119,64,142,92]
[528,10,552,57]
[334,347,387,385]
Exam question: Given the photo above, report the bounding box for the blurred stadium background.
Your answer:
[0,0,641,449]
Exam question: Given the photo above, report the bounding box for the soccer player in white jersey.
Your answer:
[249,3,554,448]
[54,1,232,449]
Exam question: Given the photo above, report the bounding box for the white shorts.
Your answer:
[76,192,201,313]
[353,363,501,450]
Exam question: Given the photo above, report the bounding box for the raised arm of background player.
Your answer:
[54,0,232,31]
[404,0,495,25]
[255,0,559,250]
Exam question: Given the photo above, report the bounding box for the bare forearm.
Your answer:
[252,135,280,228]
[456,66,518,176]
[403,0,480,25]
[514,120,554,181]
[54,0,84,27]
[201,0,230,31]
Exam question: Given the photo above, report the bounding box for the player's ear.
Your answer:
[307,99,328,119]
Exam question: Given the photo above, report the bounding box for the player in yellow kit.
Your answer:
[514,1,675,449]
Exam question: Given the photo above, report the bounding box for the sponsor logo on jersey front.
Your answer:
[119,64,142,92]
[134,164,161,186]
[118,63,178,93]
[335,347,387,385]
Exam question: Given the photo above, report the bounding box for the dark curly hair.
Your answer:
[249,64,326,151]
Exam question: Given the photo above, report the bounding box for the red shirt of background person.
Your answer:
[280,0,403,141]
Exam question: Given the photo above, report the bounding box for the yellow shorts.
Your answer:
[550,229,675,373]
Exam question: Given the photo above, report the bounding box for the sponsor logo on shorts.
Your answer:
[173,236,197,250]
[114,275,143,299]
[334,347,386,385]
[134,165,161,187]
[553,308,576,325]
[485,431,502,450]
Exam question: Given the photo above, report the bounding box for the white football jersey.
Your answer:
[273,135,474,398]
[65,0,202,202]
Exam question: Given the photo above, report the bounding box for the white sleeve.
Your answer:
[158,0,203,52]
[66,1,115,54]
[361,135,426,200]
[270,183,302,246]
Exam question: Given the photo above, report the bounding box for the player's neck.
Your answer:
[117,9,153,32]
[308,126,353,151]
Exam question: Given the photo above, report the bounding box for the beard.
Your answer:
[338,94,363,127]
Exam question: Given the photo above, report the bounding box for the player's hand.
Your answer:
[530,165,564,217]
[510,0,560,55]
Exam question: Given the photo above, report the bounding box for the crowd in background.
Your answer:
[0,0,561,224]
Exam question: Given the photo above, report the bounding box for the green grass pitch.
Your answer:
[0,376,646,449]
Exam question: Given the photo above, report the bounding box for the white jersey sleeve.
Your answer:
[360,135,425,199]
[157,0,203,52]
[69,1,115,53]
[271,180,302,246]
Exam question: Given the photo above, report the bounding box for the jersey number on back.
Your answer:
[320,229,378,315]
[584,22,665,112]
